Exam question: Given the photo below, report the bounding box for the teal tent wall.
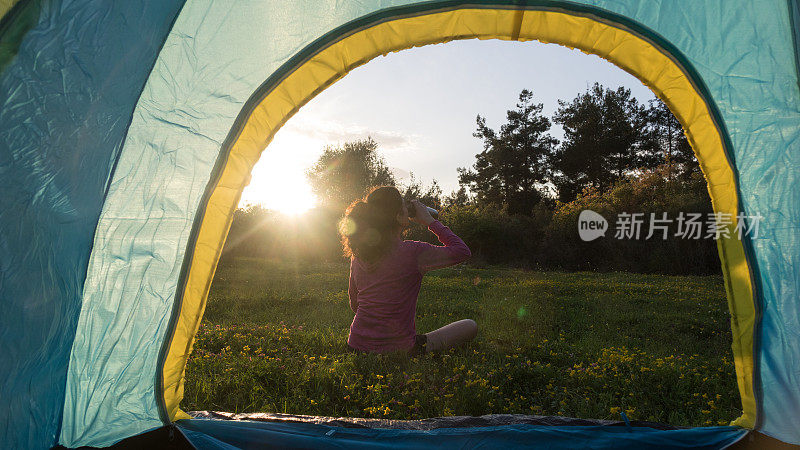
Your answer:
[1,0,798,448]
[0,1,184,449]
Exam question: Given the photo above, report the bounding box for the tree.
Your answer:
[443,186,471,208]
[458,89,557,215]
[400,174,442,209]
[306,137,396,207]
[550,83,644,202]
[639,98,698,178]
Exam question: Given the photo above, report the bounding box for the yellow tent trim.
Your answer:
[160,6,757,428]
[0,0,21,19]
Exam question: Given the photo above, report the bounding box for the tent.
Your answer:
[1,0,798,448]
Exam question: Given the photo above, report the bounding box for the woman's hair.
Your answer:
[340,186,404,263]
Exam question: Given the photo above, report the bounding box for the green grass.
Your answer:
[182,257,740,427]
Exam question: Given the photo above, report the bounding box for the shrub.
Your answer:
[542,166,719,274]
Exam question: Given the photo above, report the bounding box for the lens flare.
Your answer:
[340,217,358,236]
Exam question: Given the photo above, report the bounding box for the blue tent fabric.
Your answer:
[1,0,800,448]
[607,0,800,442]
[0,1,184,449]
[58,2,427,447]
[177,419,748,450]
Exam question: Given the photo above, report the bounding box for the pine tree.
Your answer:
[458,90,557,215]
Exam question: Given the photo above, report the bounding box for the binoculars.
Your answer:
[405,200,439,220]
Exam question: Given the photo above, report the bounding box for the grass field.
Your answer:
[182,257,741,427]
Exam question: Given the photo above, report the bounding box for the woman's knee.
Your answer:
[458,319,478,340]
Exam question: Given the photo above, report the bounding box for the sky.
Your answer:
[239,39,656,213]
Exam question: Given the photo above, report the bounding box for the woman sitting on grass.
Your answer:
[341,185,477,355]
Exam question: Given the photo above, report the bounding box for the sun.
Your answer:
[241,169,317,214]
[240,139,319,215]
[260,182,317,215]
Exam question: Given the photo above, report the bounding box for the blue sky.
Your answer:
[240,38,656,212]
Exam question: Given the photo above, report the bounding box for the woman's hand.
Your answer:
[410,199,436,227]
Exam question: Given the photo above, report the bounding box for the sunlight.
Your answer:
[246,178,316,215]
[239,125,320,214]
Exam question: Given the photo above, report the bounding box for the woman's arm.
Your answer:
[348,262,358,313]
[417,220,472,273]
[409,200,471,272]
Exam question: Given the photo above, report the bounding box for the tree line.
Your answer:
[459,83,696,212]
[223,83,719,275]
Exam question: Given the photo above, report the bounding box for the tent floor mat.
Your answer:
[188,410,684,431]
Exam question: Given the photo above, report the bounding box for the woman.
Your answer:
[340,185,478,355]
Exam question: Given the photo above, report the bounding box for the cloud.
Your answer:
[390,166,411,180]
[283,119,415,150]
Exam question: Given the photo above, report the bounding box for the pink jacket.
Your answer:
[347,220,471,353]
